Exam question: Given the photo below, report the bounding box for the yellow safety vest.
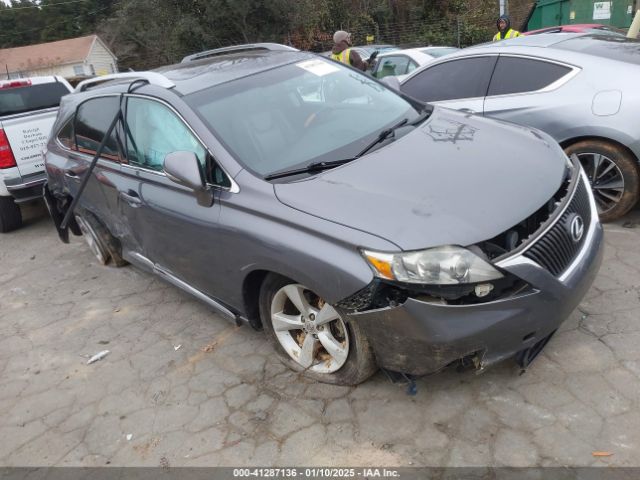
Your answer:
[493,29,521,41]
[331,48,351,65]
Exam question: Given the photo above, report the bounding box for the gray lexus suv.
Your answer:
[44,48,603,385]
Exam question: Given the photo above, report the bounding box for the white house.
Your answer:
[0,35,118,79]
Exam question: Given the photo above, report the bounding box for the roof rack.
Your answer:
[74,72,175,92]
[181,43,298,63]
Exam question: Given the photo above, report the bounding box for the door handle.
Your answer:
[459,108,476,114]
[64,169,79,179]
[119,190,142,207]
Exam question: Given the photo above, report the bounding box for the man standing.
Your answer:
[493,15,521,41]
[330,30,377,71]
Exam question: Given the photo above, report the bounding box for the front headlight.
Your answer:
[362,245,503,285]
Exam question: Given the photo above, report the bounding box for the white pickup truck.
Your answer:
[0,76,73,232]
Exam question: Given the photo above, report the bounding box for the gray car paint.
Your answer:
[44,51,602,376]
[275,107,566,251]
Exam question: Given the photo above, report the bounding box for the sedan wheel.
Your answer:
[565,140,639,222]
[259,274,377,385]
[576,152,624,215]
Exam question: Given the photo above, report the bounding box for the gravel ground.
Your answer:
[1,202,639,467]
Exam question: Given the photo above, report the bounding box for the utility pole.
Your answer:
[499,0,507,15]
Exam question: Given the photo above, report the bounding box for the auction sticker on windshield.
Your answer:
[296,59,340,76]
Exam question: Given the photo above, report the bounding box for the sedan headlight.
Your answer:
[362,245,503,285]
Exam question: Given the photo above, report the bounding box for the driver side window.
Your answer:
[124,97,206,172]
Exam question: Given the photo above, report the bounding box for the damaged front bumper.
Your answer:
[347,212,604,377]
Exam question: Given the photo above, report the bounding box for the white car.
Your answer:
[0,76,73,232]
[371,46,459,81]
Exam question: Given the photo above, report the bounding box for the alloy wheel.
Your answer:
[270,284,349,373]
[75,215,109,265]
[576,152,625,216]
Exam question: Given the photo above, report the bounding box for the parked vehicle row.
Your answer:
[0,76,73,231]
[41,47,603,385]
[371,46,460,80]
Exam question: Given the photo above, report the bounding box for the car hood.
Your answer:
[274,107,567,251]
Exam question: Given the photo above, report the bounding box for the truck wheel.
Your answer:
[0,196,23,233]
[565,140,640,222]
[75,211,128,267]
[259,273,377,385]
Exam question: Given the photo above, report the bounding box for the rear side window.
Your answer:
[374,56,415,78]
[487,57,572,96]
[0,82,70,117]
[74,96,122,161]
[57,119,75,150]
[402,56,497,102]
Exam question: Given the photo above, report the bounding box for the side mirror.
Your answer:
[163,151,214,207]
[380,76,401,92]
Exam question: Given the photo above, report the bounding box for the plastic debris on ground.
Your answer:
[87,350,110,365]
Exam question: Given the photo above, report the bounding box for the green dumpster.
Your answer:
[527,0,636,30]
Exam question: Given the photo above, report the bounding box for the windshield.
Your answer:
[186,58,419,177]
[422,47,459,57]
[0,82,69,117]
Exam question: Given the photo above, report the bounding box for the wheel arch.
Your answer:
[560,135,640,166]
[241,269,272,330]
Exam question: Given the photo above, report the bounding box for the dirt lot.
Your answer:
[1,202,640,467]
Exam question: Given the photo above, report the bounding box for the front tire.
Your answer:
[565,140,639,222]
[259,274,377,385]
[0,196,22,233]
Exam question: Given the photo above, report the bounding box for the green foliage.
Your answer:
[0,0,499,70]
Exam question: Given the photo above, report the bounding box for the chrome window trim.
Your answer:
[53,92,240,194]
[485,54,582,99]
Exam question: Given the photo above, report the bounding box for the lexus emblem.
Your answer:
[568,214,584,243]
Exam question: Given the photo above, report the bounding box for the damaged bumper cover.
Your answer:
[347,207,604,377]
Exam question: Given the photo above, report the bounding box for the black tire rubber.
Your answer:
[565,140,640,222]
[259,273,377,385]
[77,209,128,267]
[0,196,23,233]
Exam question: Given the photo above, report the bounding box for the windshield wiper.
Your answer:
[264,159,353,181]
[355,117,409,158]
[355,110,431,159]
[263,111,432,182]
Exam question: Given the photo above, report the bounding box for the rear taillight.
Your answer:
[0,79,32,90]
[0,129,17,169]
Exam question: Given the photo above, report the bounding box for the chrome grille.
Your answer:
[523,175,592,276]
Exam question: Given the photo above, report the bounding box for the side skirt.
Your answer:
[125,251,243,326]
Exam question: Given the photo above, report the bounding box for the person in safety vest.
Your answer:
[330,30,377,71]
[493,15,521,41]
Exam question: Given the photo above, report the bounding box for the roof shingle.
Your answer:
[0,35,97,73]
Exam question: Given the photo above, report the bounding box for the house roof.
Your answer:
[0,35,111,73]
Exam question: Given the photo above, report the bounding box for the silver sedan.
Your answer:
[399,33,640,221]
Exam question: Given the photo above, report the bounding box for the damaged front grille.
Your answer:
[481,166,572,259]
[522,175,591,276]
